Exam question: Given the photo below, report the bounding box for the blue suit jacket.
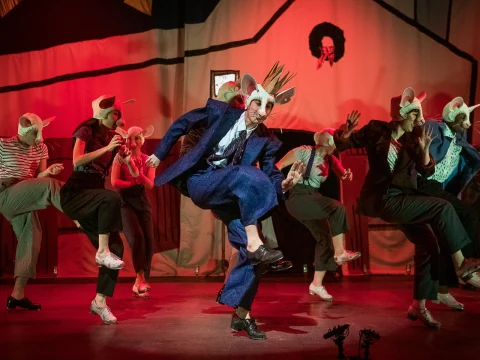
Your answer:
[423,120,480,195]
[153,98,285,198]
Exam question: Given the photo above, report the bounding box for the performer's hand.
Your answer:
[418,125,435,151]
[343,110,361,138]
[118,145,132,163]
[47,163,64,175]
[341,168,353,182]
[282,160,306,192]
[107,135,123,152]
[146,154,161,168]
[133,173,145,185]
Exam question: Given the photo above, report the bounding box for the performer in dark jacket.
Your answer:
[334,87,480,328]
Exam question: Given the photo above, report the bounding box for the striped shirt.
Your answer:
[0,137,48,180]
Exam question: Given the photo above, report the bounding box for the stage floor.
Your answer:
[1,276,479,359]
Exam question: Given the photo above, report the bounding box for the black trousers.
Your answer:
[121,206,154,279]
[120,188,154,279]
[61,172,124,297]
[380,188,470,300]
[285,184,349,271]
[417,177,479,287]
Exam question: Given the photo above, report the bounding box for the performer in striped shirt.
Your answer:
[1,113,65,311]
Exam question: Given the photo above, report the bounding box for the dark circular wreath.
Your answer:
[308,22,345,62]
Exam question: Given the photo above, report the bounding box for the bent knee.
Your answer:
[104,190,121,205]
[235,166,274,189]
[332,201,346,214]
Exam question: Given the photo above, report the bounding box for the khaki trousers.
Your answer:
[0,178,63,278]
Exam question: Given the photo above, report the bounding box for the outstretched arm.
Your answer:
[330,155,352,181]
[37,159,64,178]
[334,118,380,153]
[147,106,210,168]
[36,143,63,178]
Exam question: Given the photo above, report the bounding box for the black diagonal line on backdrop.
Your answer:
[0,0,295,94]
[373,0,478,142]
[0,57,185,94]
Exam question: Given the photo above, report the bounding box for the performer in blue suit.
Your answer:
[146,63,305,340]
[414,97,480,309]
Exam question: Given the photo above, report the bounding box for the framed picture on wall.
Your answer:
[210,70,240,98]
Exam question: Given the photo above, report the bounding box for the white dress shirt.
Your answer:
[211,112,257,168]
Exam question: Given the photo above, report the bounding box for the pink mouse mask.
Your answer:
[442,96,479,127]
[390,87,426,125]
[91,94,135,128]
[18,113,55,144]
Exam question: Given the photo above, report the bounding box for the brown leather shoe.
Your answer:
[407,305,441,328]
[456,258,480,281]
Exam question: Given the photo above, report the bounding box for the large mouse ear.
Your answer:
[142,125,154,138]
[19,116,32,128]
[274,87,295,105]
[468,104,480,113]
[42,116,56,128]
[241,74,258,97]
[99,96,116,109]
[115,127,128,138]
[400,87,415,106]
[450,97,465,110]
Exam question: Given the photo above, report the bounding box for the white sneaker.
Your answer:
[459,271,480,288]
[309,283,333,301]
[335,250,361,265]
[95,252,124,270]
[89,300,117,325]
[432,293,464,311]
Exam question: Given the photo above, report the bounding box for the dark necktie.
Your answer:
[207,130,247,168]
